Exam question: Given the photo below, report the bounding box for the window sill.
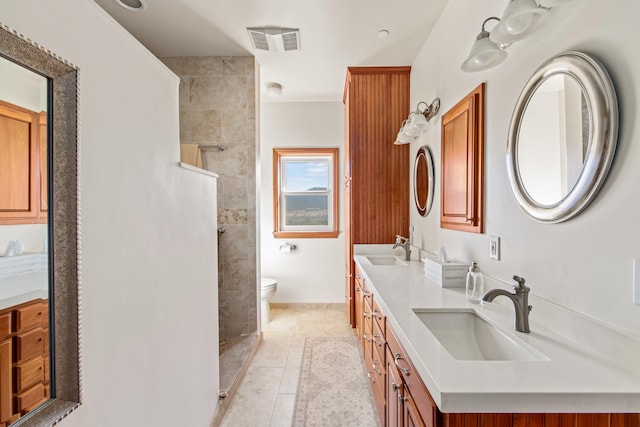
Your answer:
[273,231,340,239]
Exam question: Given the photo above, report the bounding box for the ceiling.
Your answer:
[93,0,449,103]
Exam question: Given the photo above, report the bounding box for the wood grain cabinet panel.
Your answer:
[0,314,10,341]
[14,327,45,363]
[0,339,12,425]
[0,100,47,225]
[15,383,45,414]
[343,67,410,326]
[440,83,485,234]
[14,356,44,392]
[14,302,46,332]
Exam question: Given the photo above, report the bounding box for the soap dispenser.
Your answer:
[466,261,484,304]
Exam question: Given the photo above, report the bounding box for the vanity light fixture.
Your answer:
[394,99,441,145]
[461,17,508,72]
[490,0,549,44]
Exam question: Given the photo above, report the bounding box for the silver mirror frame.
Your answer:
[0,24,81,425]
[506,51,618,223]
[414,145,435,217]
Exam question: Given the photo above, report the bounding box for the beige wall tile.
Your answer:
[179,109,222,143]
[189,76,247,109]
[161,56,221,76]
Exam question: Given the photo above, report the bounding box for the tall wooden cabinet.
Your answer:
[343,67,411,325]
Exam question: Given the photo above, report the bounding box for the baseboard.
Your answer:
[271,302,346,310]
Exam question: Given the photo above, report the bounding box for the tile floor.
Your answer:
[219,307,356,427]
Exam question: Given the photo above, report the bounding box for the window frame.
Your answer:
[273,147,339,238]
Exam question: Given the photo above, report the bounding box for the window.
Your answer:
[273,147,339,238]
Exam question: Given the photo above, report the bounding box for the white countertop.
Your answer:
[354,244,640,413]
[0,253,48,310]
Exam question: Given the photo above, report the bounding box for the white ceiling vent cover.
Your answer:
[247,27,301,52]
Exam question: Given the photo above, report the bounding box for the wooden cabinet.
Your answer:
[354,266,365,340]
[0,299,49,424]
[440,83,484,233]
[0,100,47,225]
[343,67,411,326]
[387,325,439,427]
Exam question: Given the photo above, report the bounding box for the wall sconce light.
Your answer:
[461,17,507,73]
[393,99,441,145]
[461,0,570,73]
[490,0,548,44]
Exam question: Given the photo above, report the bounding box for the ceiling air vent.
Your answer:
[247,27,301,52]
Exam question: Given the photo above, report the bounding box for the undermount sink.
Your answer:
[413,308,548,361]
[365,255,407,266]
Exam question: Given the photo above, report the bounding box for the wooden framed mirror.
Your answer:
[506,51,618,223]
[0,24,80,426]
[413,146,435,217]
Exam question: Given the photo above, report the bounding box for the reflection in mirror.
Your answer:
[507,51,618,223]
[0,24,80,426]
[414,146,435,217]
[0,55,50,425]
[517,74,589,205]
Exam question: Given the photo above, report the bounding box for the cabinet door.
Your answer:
[386,346,403,427]
[440,83,484,233]
[0,339,11,424]
[38,111,47,218]
[354,270,364,340]
[0,102,38,222]
[403,390,427,427]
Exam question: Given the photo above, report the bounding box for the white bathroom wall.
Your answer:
[410,0,640,338]
[0,225,47,254]
[260,102,345,303]
[1,1,220,426]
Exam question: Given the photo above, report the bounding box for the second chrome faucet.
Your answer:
[392,235,411,261]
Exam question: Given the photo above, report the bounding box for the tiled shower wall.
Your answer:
[161,56,257,340]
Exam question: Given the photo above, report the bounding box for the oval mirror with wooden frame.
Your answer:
[414,146,435,217]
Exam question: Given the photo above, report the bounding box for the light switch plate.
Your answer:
[489,236,500,260]
[634,259,640,305]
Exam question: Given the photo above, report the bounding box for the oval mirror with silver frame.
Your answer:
[414,145,435,217]
[506,51,618,223]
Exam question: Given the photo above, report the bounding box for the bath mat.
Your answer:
[292,336,379,427]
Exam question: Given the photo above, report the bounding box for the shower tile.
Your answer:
[179,109,222,143]
[221,56,254,76]
[218,208,248,225]
[189,76,247,110]
[222,176,248,210]
[178,78,189,107]
[222,110,255,142]
[161,56,221,76]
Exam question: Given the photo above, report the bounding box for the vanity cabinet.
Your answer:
[343,67,410,326]
[0,299,49,424]
[0,100,48,225]
[386,325,439,427]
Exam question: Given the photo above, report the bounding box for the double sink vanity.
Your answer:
[353,244,640,426]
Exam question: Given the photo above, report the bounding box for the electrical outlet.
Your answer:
[489,236,500,260]
[634,259,640,305]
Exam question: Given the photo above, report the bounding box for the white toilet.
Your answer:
[260,277,278,325]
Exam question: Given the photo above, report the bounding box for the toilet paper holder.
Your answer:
[279,243,297,253]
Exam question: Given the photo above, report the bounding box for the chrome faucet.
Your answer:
[482,275,532,333]
[392,235,411,261]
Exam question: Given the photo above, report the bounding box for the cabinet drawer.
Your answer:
[371,339,386,400]
[14,302,47,332]
[14,356,44,392]
[0,314,10,340]
[43,356,49,384]
[371,314,386,354]
[14,328,45,363]
[15,383,45,413]
[372,298,386,337]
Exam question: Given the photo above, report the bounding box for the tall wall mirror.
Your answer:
[414,146,435,217]
[506,51,618,223]
[0,25,80,426]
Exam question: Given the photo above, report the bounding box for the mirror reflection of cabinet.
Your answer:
[440,83,484,233]
[0,100,47,225]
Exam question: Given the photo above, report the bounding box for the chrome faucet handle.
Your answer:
[512,275,530,292]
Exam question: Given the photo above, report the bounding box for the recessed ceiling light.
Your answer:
[377,30,390,39]
[114,0,146,12]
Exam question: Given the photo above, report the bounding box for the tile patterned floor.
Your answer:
[219,307,356,427]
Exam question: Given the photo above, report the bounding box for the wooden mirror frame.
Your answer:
[413,146,435,217]
[506,51,618,223]
[0,24,81,425]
